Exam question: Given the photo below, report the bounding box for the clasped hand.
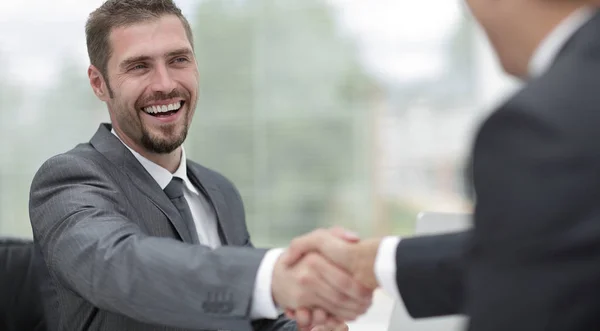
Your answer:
[271,228,382,330]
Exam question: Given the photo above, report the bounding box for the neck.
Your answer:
[514,3,587,77]
[113,126,182,173]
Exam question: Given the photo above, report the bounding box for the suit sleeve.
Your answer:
[226,185,297,331]
[467,105,600,331]
[29,154,267,330]
[394,232,468,318]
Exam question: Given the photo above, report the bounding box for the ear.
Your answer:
[88,65,110,101]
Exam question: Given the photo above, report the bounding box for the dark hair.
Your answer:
[85,0,194,95]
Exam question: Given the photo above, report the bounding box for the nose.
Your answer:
[149,64,177,94]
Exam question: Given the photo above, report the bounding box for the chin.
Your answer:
[146,127,188,153]
[497,55,526,78]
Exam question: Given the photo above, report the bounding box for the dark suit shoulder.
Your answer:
[503,53,600,147]
[475,57,600,164]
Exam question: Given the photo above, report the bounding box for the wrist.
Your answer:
[353,238,381,289]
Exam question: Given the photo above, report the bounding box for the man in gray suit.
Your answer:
[28,1,371,330]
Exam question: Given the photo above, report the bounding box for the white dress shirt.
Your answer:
[528,7,596,78]
[375,6,597,303]
[111,129,282,319]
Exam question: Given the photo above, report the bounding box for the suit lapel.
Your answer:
[89,124,193,243]
[187,164,230,245]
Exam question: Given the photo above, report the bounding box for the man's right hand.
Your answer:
[279,227,383,328]
[271,234,373,323]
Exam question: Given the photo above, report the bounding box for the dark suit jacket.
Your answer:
[394,12,600,331]
[0,238,46,331]
[29,123,295,331]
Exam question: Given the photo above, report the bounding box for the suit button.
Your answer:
[202,301,214,313]
[222,302,233,313]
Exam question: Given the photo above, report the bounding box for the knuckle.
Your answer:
[338,275,353,289]
[314,228,327,238]
[332,291,346,304]
[298,271,313,285]
[305,253,320,268]
[289,238,302,250]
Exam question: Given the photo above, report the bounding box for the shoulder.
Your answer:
[34,143,105,175]
[476,57,600,157]
[30,143,115,194]
[513,53,600,134]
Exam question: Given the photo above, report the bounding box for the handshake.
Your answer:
[271,228,383,331]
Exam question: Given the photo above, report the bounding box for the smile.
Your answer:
[142,101,184,117]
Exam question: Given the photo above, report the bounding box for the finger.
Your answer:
[296,269,359,321]
[310,253,373,304]
[283,229,329,266]
[312,308,328,326]
[292,308,335,331]
[285,308,296,320]
[287,231,352,268]
[315,252,373,302]
[295,308,312,328]
[329,227,360,242]
[302,257,369,320]
[312,280,369,321]
[311,321,349,331]
[323,315,344,330]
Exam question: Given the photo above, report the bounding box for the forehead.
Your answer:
[108,15,192,65]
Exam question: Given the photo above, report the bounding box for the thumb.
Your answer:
[329,226,360,243]
[282,229,327,266]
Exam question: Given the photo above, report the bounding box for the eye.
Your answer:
[173,57,189,63]
[130,64,147,71]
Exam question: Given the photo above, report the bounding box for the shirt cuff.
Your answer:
[250,248,285,319]
[375,236,402,302]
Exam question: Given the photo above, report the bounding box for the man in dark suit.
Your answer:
[284,1,600,330]
[28,1,370,330]
[0,238,46,331]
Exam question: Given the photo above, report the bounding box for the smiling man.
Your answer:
[27,1,369,331]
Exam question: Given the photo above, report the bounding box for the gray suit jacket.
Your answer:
[29,123,296,331]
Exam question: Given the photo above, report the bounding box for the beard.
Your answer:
[140,118,189,154]
[136,89,193,154]
[111,88,195,154]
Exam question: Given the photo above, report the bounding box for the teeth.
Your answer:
[143,101,182,114]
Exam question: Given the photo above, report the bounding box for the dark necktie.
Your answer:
[164,177,200,243]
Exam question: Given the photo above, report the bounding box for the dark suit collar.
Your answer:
[542,10,600,76]
[529,8,597,78]
[90,123,195,243]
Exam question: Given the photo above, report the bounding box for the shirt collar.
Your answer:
[528,7,596,78]
[111,129,198,194]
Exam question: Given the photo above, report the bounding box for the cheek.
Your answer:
[179,70,199,95]
[119,84,145,108]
